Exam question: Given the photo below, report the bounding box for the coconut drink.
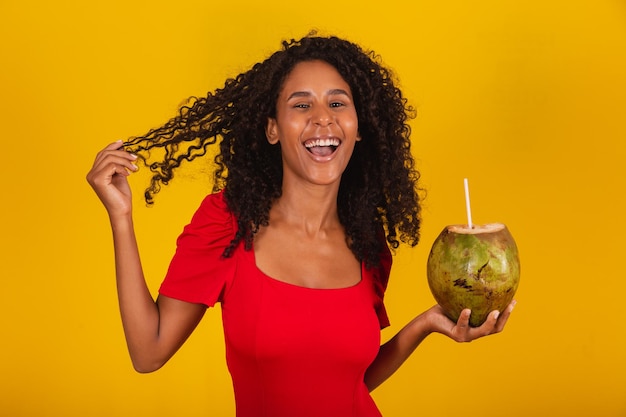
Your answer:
[426,180,520,327]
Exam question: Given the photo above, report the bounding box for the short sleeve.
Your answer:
[159,191,238,307]
[371,242,393,329]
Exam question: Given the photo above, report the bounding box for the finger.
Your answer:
[485,310,501,333]
[493,300,516,333]
[93,140,137,166]
[463,310,498,340]
[456,309,471,329]
[110,163,131,177]
[94,164,130,187]
[87,158,137,187]
[448,309,473,342]
[93,151,139,175]
[107,139,126,151]
[93,140,123,162]
[92,153,137,173]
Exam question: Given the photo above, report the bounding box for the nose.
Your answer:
[313,106,333,126]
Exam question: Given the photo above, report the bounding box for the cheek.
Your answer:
[281,115,307,136]
[344,113,360,138]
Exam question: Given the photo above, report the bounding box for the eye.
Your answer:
[330,102,345,108]
[294,103,310,109]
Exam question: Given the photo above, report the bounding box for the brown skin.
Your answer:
[86,61,515,381]
[258,60,361,289]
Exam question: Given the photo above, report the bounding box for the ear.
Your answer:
[356,132,362,142]
[266,118,279,144]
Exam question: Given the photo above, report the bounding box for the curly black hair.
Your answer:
[124,33,422,267]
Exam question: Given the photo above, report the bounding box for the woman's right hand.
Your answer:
[86,140,139,217]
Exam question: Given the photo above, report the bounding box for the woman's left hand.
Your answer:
[426,300,517,343]
[364,300,517,390]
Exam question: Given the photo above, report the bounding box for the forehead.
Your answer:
[279,60,352,96]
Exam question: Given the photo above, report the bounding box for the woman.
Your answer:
[87,34,514,417]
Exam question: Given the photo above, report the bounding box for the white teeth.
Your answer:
[304,138,340,148]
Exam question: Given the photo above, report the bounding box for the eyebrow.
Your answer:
[286,89,351,100]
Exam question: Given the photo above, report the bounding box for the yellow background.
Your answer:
[1,0,625,415]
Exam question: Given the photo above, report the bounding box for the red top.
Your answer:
[159,191,392,417]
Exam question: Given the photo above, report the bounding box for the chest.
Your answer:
[220,253,381,373]
[253,225,361,289]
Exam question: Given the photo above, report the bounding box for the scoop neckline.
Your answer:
[244,243,365,291]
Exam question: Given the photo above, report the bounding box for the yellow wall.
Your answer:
[1,0,625,415]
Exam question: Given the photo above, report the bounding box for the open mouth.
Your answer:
[304,138,340,157]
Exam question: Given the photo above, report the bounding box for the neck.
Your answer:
[272,181,341,235]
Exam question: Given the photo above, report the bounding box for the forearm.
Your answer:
[364,301,513,391]
[110,214,162,371]
[364,311,434,392]
[88,143,202,372]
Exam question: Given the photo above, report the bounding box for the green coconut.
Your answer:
[426,223,520,327]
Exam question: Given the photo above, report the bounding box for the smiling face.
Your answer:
[266,60,360,189]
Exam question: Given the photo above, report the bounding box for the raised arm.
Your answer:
[87,141,206,373]
[364,301,516,391]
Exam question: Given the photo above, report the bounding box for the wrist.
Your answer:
[109,212,134,233]
[406,309,437,339]
[418,306,450,336]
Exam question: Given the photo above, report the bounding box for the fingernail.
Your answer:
[131,163,138,171]
[130,153,138,159]
[494,311,500,320]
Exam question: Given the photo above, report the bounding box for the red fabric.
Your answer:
[160,191,392,417]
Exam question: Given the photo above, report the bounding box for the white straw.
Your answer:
[464,178,473,229]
